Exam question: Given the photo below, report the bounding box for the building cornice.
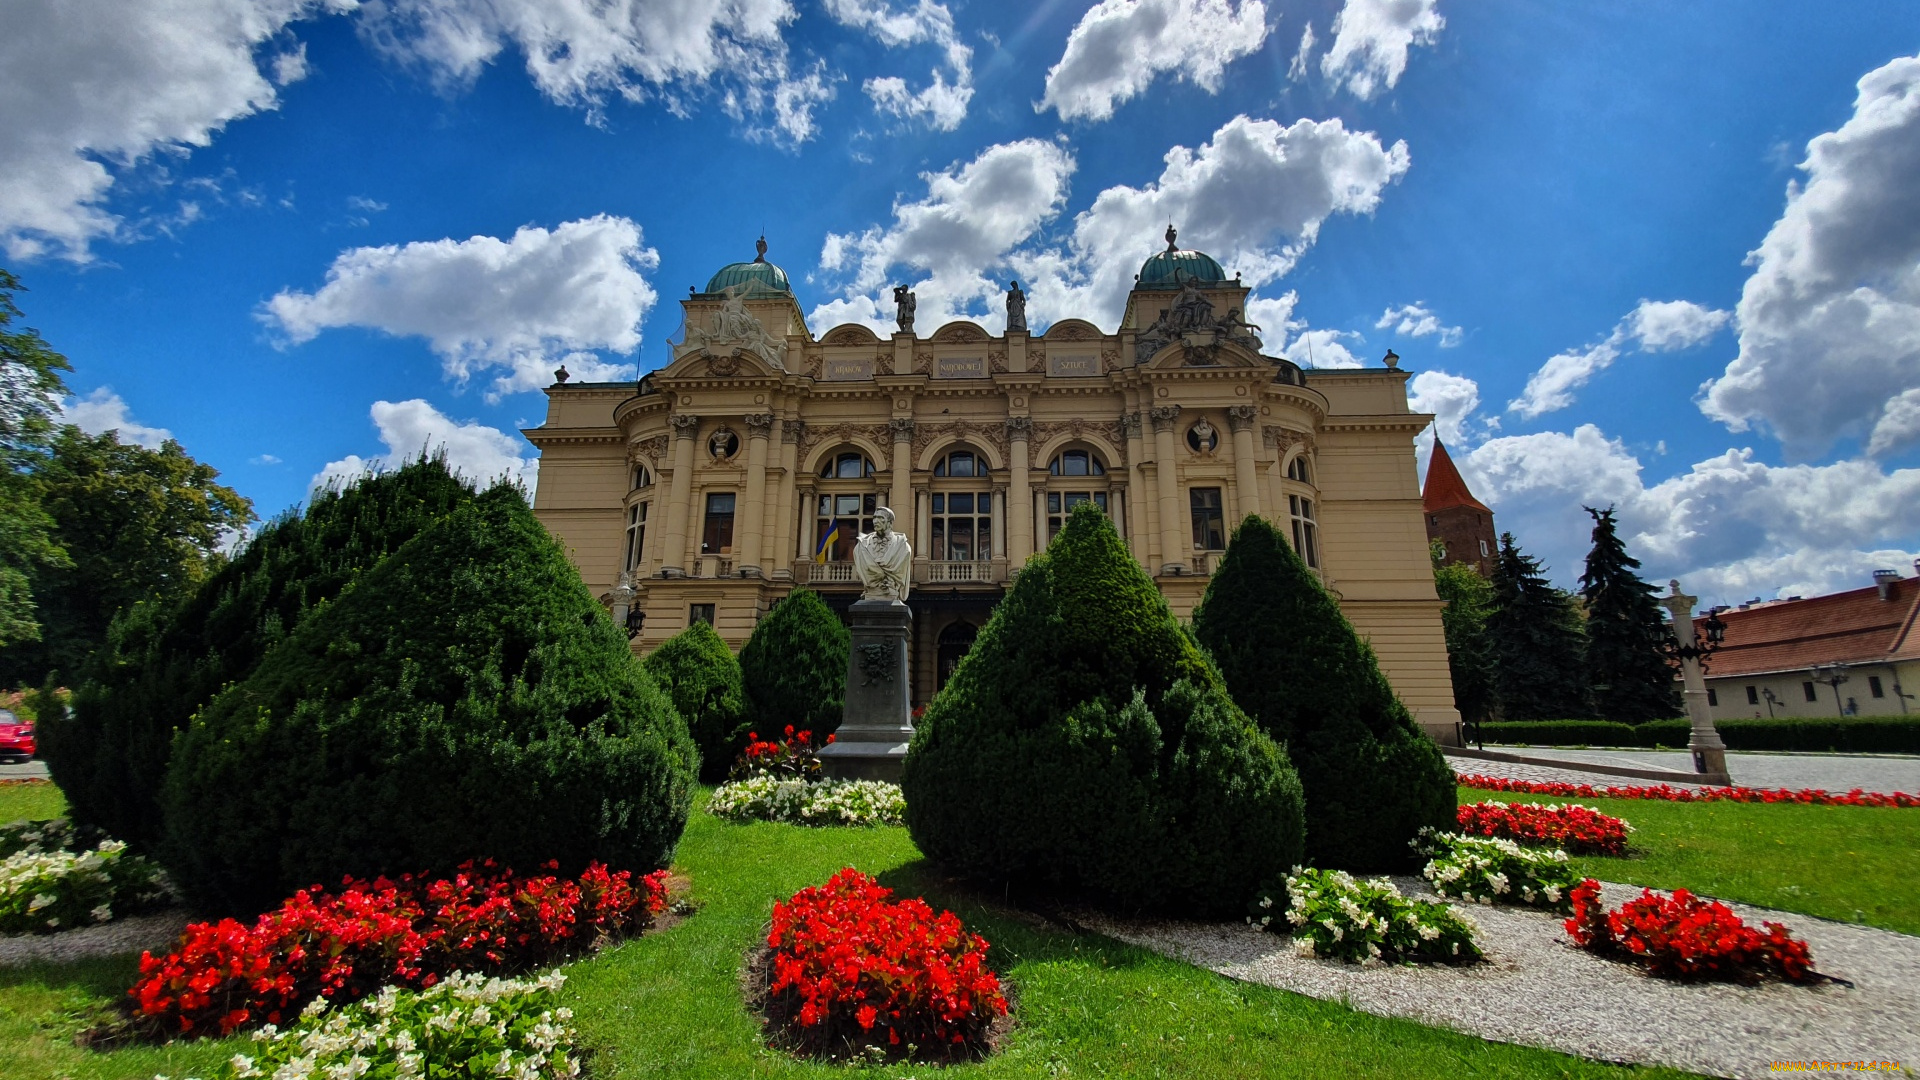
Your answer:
[522,426,623,448]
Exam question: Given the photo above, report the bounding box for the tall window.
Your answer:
[1045,448,1109,540]
[689,604,715,626]
[1289,494,1319,567]
[932,448,991,561]
[702,492,735,554]
[1190,487,1225,550]
[1802,681,1817,702]
[815,493,877,561]
[624,501,648,571]
[1870,675,1885,698]
[821,452,875,478]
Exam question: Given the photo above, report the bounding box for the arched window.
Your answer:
[631,464,653,491]
[1286,456,1310,484]
[820,451,875,479]
[1044,447,1110,541]
[930,446,991,561]
[814,447,878,562]
[1282,454,1317,566]
[624,500,648,572]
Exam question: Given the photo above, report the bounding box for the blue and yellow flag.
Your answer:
[815,520,840,563]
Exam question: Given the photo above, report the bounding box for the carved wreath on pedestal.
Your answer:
[858,643,894,686]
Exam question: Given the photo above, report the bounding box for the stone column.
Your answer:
[1228,404,1260,523]
[819,599,915,782]
[659,415,700,577]
[1006,416,1033,564]
[912,483,931,584]
[889,418,915,524]
[779,420,805,572]
[737,414,773,577]
[1121,411,1148,567]
[1658,581,1732,785]
[1149,405,1184,575]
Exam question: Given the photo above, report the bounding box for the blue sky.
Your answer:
[5,0,1919,606]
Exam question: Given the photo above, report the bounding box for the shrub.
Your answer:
[1270,868,1480,964]
[128,860,667,1038]
[1,835,173,934]
[739,590,849,739]
[1565,878,1817,982]
[225,971,581,1080]
[160,487,696,915]
[1192,515,1454,871]
[1454,800,1633,855]
[1715,717,1920,755]
[642,620,746,782]
[44,457,478,853]
[1415,830,1581,911]
[708,777,906,827]
[760,868,1006,1062]
[901,502,1304,918]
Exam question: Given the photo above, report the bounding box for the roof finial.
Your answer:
[754,235,767,262]
[1165,223,1178,252]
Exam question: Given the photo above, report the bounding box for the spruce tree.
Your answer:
[42,456,477,852]
[1579,506,1682,723]
[901,502,1305,917]
[161,486,696,916]
[1487,533,1591,721]
[1192,516,1454,870]
[643,620,747,782]
[738,589,849,739]
[1433,543,1498,725]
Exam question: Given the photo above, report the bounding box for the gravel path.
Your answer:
[1076,881,1920,1079]
[1503,749,1920,796]
[0,909,189,967]
[1448,754,1712,790]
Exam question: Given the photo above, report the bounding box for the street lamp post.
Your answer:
[1657,580,1731,785]
[1809,662,1851,718]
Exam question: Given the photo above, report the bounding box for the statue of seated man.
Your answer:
[853,506,912,602]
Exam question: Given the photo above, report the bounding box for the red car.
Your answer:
[0,710,34,763]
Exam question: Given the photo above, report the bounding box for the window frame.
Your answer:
[1190,486,1226,551]
[624,500,649,572]
[1288,493,1319,568]
[701,492,736,554]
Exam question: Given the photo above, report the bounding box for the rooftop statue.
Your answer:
[853,506,912,601]
[1005,280,1027,332]
[676,284,787,370]
[893,285,917,334]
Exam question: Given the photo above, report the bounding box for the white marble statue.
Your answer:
[853,506,912,601]
[676,285,788,370]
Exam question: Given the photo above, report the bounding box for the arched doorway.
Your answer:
[936,621,978,691]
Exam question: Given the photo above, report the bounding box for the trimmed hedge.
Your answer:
[1477,717,1920,754]
[642,620,746,782]
[739,590,849,740]
[901,502,1305,918]
[161,486,697,916]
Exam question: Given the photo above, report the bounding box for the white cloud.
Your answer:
[1701,52,1920,458]
[251,453,283,465]
[312,399,538,494]
[1286,327,1367,369]
[1868,388,1920,458]
[1407,368,1479,446]
[1320,0,1443,101]
[1038,0,1270,123]
[1376,301,1461,347]
[810,139,1077,332]
[0,0,345,261]
[826,0,973,131]
[1016,114,1411,328]
[59,388,174,449]
[1288,22,1316,83]
[263,215,657,401]
[1509,297,1729,418]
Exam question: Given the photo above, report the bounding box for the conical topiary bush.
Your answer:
[738,589,849,739]
[160,486,697,915]
[643,620,746,782]
[900,502,1305,918]
[43,456,479,853]
[1192,515,1455,870]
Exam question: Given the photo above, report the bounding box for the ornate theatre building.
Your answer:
[524,231,1462,743]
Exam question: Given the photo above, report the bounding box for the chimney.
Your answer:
[1875,568,1900,600]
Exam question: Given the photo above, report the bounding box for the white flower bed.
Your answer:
[1,824,173,935]
[168,971,579,1080]
[1415,829,1581,912]
[1262,867,1481,965]
[706,777,906,827]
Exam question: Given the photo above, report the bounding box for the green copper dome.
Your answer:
[704,236,791,295]
[1137,225,1227,288]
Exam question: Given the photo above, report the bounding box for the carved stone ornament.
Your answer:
[708,427,741,460]
[823,325,878,345]
[910,419,1008,465]
[800,422,894,466]
[912,347,934,374]
[631,435,669,463]
[1148,404,1183,433]
[675,284,787,371]
[1004,416,1033,440]
[1049,322,1097,341]
[987,349,1009,374]
[707,353,742,376]
[1226,404,1258,433]
[670,414,702,438]
[1120,411,1143,440]
[1100,348,1123,371]
[745,413,776,435]
[889,417,916,440]
[1263,425,1312,453]
[858,642,895,686]
[1186,418,1219,455]
[1031,419,1128,462]
[932,322,988,343]
[782,418,807,444]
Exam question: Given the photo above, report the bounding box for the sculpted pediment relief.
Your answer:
[1044,319,1102,341]
[930,321,989,343]
[674,285,788,371]
[821,324,880,346]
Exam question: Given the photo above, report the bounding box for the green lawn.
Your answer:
[1458,789,1920,934]
[0,780,1691,1080]
[0,780,68,824]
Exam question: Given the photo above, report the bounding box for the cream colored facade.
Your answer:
[524,239,1463,744]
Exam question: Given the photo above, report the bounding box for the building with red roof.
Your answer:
[1423,438,1496,576]
[1692,562,1920,720]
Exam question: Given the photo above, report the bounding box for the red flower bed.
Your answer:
[1457,773,1920,807]
[734,725,832,781]
[129,860,667,1038]
[763,868,1007,1061]
[1565,878,1816,983]
[1456,800,1633,855]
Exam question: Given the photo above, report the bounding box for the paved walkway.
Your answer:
[0,760,50,783]
[1450,749,1920,795]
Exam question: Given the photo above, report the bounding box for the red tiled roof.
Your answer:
[1693,576,1920,677]
[1423,438,1490,514]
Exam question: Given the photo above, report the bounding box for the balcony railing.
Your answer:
[924,560,994,583]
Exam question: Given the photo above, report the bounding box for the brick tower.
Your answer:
[1423,439,1496,577]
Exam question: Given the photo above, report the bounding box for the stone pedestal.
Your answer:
[819,599,915,782]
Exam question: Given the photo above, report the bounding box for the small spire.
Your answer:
[754,235,768,262]
[1165,223,1178,252]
